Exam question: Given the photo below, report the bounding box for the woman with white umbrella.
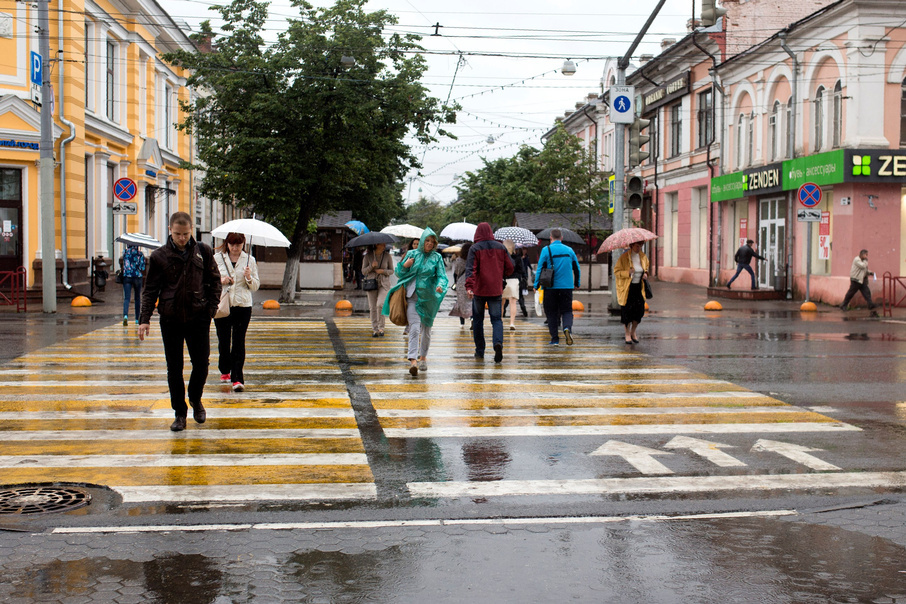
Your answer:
[214,232,260,391]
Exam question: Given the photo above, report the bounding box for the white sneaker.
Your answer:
[417,360,427,372]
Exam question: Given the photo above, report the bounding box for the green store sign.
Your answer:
[710,148,906,202]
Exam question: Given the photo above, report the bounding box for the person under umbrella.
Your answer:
[449,242,473,328]
[613,241,650,345]
[120,245,146,325]
[214,232,260,392]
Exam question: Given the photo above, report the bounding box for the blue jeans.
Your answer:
[727,263,756,289]
[122,276,142,320]
[472,295,503,356]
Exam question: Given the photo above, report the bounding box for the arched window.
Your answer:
[748,111,755,166]
[786,97,793,156]
[769,100,781,161]
[832,81,843,148]
[814,86,825,151]
[737,113,746,169]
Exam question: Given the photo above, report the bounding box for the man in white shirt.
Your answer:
[839,249,877,315]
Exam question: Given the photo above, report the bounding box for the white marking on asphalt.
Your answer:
[407,471,906,498]
[383,423,861,438]
[3,408,355,420]
[663,436,747,468]
[0,392,350,402]
[751,439,841,471]
[0,454,368,467]
[50,510,798,534]
[377,406,803,418]
[0,429,361,441]
[369,388,756,400]
[808,406,838,413]
[113,483,377,503]
[589,441,674,475]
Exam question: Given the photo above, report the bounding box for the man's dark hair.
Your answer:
[169,211,192,227]
[746,239,754,245]
[550,228,562,240]
[860,249,868,255]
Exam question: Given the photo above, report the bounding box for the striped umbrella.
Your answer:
[494,226,538,247]
[114,233,163,249]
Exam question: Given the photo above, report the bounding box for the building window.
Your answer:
[668,103,682,158]
[747,111,755,166]
[786,97,793,157]
[164,84,173,149]
[736,113,746,169]
[769,100,781,161]
[106,40,116,121]
[697,89,713,148]
[832,80,842,148]
[813,86,825,152]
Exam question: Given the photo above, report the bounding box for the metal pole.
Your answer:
[38,0,56,313]
[610,67,626,310]
[805,225,811,302]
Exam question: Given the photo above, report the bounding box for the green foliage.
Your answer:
[451,124,610,229]
[403,197,448,233]
[162,0,456,298]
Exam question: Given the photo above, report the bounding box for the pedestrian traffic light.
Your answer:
[701,0,727,27]
[626,176,644,209]
[628,117,650,168]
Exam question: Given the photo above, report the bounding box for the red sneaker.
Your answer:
[232,382,244,392]
[220,374,231,383]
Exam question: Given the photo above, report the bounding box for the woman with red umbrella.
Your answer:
[613,241,650,345]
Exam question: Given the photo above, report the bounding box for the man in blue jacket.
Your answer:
[534,229,581,346]
[466,222,514,362]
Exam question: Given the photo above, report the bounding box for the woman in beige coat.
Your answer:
[613,241,649,345]
[214,233,260,391]
[362,243,394,337]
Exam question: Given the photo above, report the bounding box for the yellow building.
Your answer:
[0,0,227,291]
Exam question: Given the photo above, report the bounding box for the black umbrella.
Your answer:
[536,227,585,245]
[345,231,398,248]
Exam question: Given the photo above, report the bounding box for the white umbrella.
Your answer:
[494,226,539,247]
[115,233,163,249]
[440,221,477,241]
[211,218,290,248]
[381,224,424,239]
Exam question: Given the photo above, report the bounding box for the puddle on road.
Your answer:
[2,518,905,602]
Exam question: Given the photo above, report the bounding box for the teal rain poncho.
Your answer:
[382,227,448,328]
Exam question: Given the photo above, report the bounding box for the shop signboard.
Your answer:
[784,149,845,191]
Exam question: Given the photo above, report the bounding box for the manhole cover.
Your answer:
[0,486,91,515]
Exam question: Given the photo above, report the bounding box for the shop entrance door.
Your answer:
[0,169,23,273]
[758,198,786,290]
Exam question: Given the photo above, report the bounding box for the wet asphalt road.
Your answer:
[1,281,905,602]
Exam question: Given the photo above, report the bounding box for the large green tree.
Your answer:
[450,124,609,228]
[164,0,455,300]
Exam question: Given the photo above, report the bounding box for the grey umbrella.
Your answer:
[345,231,399,248]
[536,227,585,245]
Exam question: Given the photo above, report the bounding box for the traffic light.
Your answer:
[701,0,727,27]
[628,117,650,168]
[626,176,644,209]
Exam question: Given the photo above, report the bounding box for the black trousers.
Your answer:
[542,289,573,343]
[214,306,252,383]
[160,314,211,417]
[841,278,876,309]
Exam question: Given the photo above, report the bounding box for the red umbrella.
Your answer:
[597,228,658,254]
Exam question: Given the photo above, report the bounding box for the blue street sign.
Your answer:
[797,182,822,208]
[613,96,631,113]
[609,85,635,124]
[30,52,42,86]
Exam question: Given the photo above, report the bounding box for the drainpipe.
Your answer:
[779,32,798,299]
[57,0,76,290]
[581,104,599,292]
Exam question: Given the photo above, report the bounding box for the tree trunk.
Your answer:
[280,206,311,303]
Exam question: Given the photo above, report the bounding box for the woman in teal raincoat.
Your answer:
[383,227,448,376]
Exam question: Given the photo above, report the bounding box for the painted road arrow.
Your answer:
[590,440,674,475]
[663,436,747,468]
[751,439,840,471]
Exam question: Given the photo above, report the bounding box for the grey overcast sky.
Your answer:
[156,0,695,207]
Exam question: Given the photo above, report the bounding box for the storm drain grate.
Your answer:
[0,486,91,515]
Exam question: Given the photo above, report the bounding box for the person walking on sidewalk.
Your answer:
[120,245,145,326]
[138,212,222,432]
[362,243,394,337]
[727,239,764,290]
[614,241,650,345]
[839,249,878,314]
[449,242,473,327]
[214,232,260,393]
[466,222,514,363]
[501,239,523,331]
[533,229,580,346]
[383,228,448,376]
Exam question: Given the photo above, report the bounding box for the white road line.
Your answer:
[113,483,377,503]
[0,428,361,441]
[382,423,861,438]
[589,441,674,475]
[50,510,798,535]
[0,392,350,402]
[407,471,906,498]
[350,368,691,376]
[0,380,346,387]
[369,387,745,400]
[751,439,841,471]
[2,408,355,420]
[0,453,368,467]
[376,406,798,418]
[663,436,747,468]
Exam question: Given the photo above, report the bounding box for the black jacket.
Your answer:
[734,244,765,266]
[140,237,222,324]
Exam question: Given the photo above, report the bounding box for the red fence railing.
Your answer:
[0,267,27,312]
[882,272,905,318]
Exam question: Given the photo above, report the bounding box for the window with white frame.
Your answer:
[785,98,793,157]
[668,103,682,158]
[832,80,842,148]
[747,111,755,166]
[813,86,825,152]
[164,84,173,150]
[697,89,713,149]
[106,40,116,121]
[769,100,780,161]
[736,113,746,169]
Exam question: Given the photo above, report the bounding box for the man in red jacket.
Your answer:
[465,222,514,362]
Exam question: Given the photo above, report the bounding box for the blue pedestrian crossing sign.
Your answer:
[610,85,635,124]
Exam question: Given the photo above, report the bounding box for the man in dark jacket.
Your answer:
[465,222,514,362]
[139,212,222,431]
[727,239,765,290]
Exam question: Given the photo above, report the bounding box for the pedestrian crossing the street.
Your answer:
[0,316,867,505]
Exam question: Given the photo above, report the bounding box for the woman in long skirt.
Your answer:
[613,241,649,345]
